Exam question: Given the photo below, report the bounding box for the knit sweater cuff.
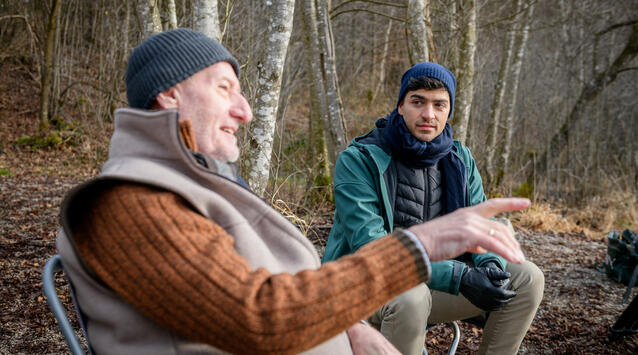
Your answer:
[391,228,431,283]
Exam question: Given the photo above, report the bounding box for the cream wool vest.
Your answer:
[57,108,352,355]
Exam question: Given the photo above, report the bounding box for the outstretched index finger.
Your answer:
[469,198,531,219]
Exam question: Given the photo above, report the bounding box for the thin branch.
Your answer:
[478,0,541,29]
[330,0,405,16]
[615,67,638,75]
[330,8,404,22]
[0,15,39,48]
[596,19,638,36]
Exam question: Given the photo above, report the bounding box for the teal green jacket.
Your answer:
[322,132,507,295]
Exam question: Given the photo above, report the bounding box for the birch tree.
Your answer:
[302,0,347,168]
[406,0,429,65]
[424,1,437,63]
[244,0,295,196]
[193,0,220,41]
[167,0,178,29]
[499,0,535,187]
[452,0,477,144]
[138,0,162,38]
[301,0,333,163]
[372,17,393,101]
[484,0,522,191]
[316,0,348,157]
[302,0,332,198]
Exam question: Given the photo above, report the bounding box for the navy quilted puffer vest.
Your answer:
[385,159,444,228]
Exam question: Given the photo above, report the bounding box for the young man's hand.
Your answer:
[407,198,530,263]
[346,323,401,355]
[481,261,509,288]
[459,266,517,311]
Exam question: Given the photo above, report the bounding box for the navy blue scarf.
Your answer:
[376,109,467,213]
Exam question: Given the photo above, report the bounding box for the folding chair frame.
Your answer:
[42,254,86,355]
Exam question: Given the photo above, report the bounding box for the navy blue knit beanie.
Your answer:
[126,28,240,109]
[396,62,456,118]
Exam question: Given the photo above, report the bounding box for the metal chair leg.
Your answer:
[42,255,85,355]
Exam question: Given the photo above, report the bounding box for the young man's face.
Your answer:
[398,88,450,142]
[164,62,253,162]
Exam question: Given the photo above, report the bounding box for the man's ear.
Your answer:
[397,102,404,116]
[155,87,179,109]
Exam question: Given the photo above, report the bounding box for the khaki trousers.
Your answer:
[368,261,544,355]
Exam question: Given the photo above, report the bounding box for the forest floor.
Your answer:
[2,59,638,354]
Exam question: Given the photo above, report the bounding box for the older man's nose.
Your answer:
[230,94,253,123]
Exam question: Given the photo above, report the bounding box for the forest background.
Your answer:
[1,0,638,353]
[2,0,637,230]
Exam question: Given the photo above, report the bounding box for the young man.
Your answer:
[56,30,529,354]
[323,62,545,355]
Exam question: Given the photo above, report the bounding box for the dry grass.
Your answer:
[513,191,637,239]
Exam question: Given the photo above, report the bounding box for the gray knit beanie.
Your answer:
[126,28,240,109]
[396,62,456,118]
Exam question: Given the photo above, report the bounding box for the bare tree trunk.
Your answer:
[138,0,162,38]
[447,2,459,73]
[167,0,178,29]
[306,47,332,202]
[405,0,429,65]
[372,16,393,102]
[316,0,348,157]
[499,0,534,188]
[301,0,335,166]
[150,0,162,32]
[123,0,130,62]
[534,23,638,182]
[39,0,62,134]
[484,0,521,191]
[452,0,477,144]
[193,0,220,41]
[244,0,295,196]
[302,0,332,199]
[424,0,437,63]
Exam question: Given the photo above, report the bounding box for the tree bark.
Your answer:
[193,0,220,41]
[424,0,437,63]
[484,0,521,191]
[167,0,178,29]
[302,0,332,199]
[301,0,335,167]
[138,0,162,38]
[316,0,348,157]
[499,0,534,188]
[244,0,295,196]
[452,0,477,145]
[372,17,393,102]
[39,0,62,134]
[405,0,429,65]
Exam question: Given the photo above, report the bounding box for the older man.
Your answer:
[56,29,528,354]
[323,62,544,354]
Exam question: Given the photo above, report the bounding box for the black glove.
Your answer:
[459,265,516,311]
[482,261,509,288]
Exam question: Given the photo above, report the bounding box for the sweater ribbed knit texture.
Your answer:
[73,184,427,354]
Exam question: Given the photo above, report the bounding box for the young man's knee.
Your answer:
[510,261,545,304]
[388,283,431,321]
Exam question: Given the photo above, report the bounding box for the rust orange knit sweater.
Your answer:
[72,121,428,354]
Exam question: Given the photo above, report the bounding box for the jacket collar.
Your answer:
[108,108,239,182]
